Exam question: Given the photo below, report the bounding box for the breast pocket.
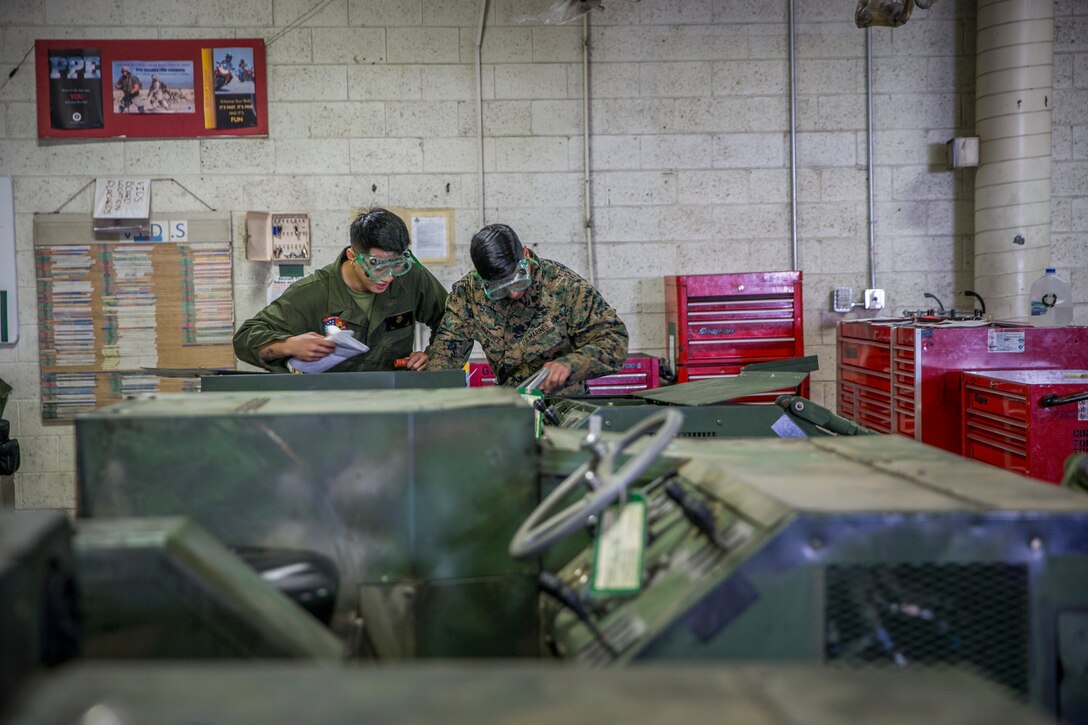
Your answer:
[378,312,415,357]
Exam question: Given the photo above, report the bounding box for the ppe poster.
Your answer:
[48,48,104,130]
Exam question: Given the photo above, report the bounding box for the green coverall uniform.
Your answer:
[233,248,448,373]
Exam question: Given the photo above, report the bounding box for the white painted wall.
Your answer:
[1,0,1086,513]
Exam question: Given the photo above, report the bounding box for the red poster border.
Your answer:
[36,38,268,139]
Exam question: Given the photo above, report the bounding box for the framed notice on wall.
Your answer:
[350,207,455,266]
[33,213,236,421]
[35,39,267,139]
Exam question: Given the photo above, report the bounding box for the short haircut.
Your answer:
[469,223,523,281]
[349,208,410,255]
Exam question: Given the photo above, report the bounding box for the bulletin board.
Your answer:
[35,38,268,139]
[33,213,236,421]
[350,206,455,266]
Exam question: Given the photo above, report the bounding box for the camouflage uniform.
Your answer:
[234,248,448,373]
[426,252,628,395]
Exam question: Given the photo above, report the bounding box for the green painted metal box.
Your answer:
[75,387,540,657]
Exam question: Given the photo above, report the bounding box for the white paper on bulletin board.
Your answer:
[391,207,454,265]
[348,207,454,265]
[0,176,17,345]
[94,177,151,219]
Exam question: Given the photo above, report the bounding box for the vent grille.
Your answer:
[825,563,1028,697]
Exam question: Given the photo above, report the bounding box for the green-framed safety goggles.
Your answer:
[476,258,533,300]
[355,250,415,281]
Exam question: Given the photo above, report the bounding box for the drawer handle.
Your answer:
[1041,391,1088,408]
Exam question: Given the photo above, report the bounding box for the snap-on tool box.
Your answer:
[962,369,1088,483]
[468,356,661,395]
[837,320,1088,454]
[665,271,806,399]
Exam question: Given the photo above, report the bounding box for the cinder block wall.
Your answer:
[1,0,1086,514]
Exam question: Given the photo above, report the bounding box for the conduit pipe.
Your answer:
[582,15,595,284]
[475,0,489,227]
[973,0,1053,320]
[788,0,798,271]
[865,27,877,290]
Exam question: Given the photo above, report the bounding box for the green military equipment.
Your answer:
[200,370,466,392]
[75,388,540,658]
[1062,454,1088,495]
[537,430,1088,718]
[629,370,808,406]
[75,517,344,660]
[6,662,1055,725]
[0,510,79,708]
[543,366,851,440]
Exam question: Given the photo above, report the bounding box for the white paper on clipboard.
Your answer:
[287,329,370,374]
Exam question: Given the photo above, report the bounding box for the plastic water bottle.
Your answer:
[1029,268,1073,327]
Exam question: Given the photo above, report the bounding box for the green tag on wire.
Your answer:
[591,491,647,596]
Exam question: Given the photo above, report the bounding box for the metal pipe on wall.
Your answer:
[866,27,877,291]
[788,0,798,271]
[475,0,489,228]
[973,0,1053,321]
[582,15,595,285]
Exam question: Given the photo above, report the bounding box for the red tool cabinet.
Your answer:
[467,360,497,387]
[838,320,1088,454]
[962,369,1088,483]
[665,271,806,399]
[585,356,660,395]
[468,356,660,395]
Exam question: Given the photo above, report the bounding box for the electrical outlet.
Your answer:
[864,288,886,310]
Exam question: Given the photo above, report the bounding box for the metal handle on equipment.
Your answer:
[518,368,550,392]
[1041,391,1088,408]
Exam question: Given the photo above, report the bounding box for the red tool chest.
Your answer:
[585,356,660,395]
[468,356,660,395]
[838,321,1088,454]
[664,271,805,399]
[467,360,497,387]
[962,369,1088,483]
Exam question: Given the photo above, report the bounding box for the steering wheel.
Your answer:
[508,409,684,559]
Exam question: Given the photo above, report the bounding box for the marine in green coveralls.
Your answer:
[426,223,628,394]
[233,208,448,373]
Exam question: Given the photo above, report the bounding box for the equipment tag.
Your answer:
[591,492,647,596]
[987,330,1025,353]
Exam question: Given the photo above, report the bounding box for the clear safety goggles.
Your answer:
[477,258,533,300]
[355,250,414,281]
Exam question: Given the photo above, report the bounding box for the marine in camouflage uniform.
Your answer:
[426,245,628,396]
[234,210,448,373]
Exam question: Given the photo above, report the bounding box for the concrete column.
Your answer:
[973,0,1054,321]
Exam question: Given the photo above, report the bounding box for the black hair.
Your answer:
[470,224,523,281]
[350,208,410,255]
